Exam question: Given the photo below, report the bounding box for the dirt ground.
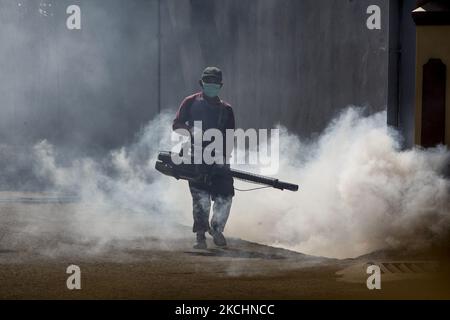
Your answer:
[1,193,449,300]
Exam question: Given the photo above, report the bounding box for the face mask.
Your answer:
[202,81,222,98]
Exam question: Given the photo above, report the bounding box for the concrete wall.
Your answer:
[161,0,390,137]
[0,0,159,152]
[415,25,450,148]
[0,0,391,154]
[397,0,418,148]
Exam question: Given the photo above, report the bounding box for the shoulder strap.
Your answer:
[183,94,199,122]
[217,104,229,131]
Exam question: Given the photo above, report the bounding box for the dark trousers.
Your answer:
[189,175,234,234]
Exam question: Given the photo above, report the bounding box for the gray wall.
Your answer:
[0,0,391,154]
[162,0,390,137]
[0,0,159,153]
[398,0,417,148]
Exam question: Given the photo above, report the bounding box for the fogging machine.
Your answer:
[155,151,299,192]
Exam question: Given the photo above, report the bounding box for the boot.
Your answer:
[193,232,207,249]
[210,228,227,247]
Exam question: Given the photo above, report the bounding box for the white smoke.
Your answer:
[1,108,449,259]
[1,113,191,257]
[229,108,450,258]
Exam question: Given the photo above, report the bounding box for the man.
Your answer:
[172,67,235,249]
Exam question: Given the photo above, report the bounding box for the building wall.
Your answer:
[0,0,160,152]
[397,0,418,149]
[0,0,391,154]
[414,26,450,147]
[161,0,390,137]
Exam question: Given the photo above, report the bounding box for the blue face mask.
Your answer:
[202,81,222,98]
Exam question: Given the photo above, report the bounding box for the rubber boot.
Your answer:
[210,228,227,247]
[193,232,207,249]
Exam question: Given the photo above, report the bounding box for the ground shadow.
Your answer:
[0,249,17,254]
[184,247,287,260]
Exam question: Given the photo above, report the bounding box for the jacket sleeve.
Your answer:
[224,106,235,161]
[226,106,235,130]
[172,96,193,132]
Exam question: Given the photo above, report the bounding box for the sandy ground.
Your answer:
[0,193,449,300]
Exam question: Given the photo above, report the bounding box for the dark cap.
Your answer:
[201,67,222,82]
